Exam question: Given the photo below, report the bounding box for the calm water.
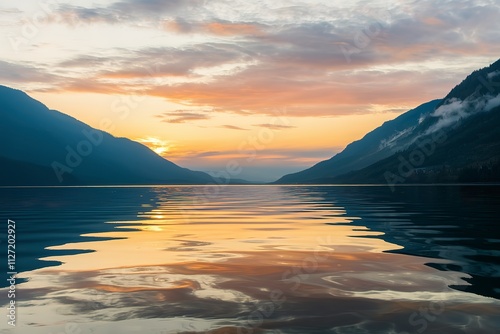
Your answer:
[1,185,499,333]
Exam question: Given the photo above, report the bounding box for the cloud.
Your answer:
[485,94,500,111]
[190,151,223,158]
[54,0,500,115]
[5,0,500,119]
[254,124,296,130]
[58,55,128,68]
[33,77,134,95]
[379,127,417,150]
[56,44,253,82]
[155,110,211,123]
[53,0,205,24]
[164,19,266,36]
[146,66,458,116]
[100,45,252,79]
[426,92,500,134]
[220,125,247,130]
[109,0,202,14]
[176,147,340,165]
[426,98,471,134]
[204,21,264,36]
[0,8,21,15]
[487,71,500,80]
[0,60,60,84]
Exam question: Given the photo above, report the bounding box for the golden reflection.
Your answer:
[43,220,398,271]
[142,225,163,232]
[6,186,500,333]
[40,187,404,272]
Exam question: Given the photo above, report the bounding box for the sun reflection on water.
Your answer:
[3,186,500,333]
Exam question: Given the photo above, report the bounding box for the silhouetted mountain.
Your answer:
[330,108,500,185]
[0,85,213,185]
[275,100,441,183]
[0,156,79,185]
[276,59,500,184]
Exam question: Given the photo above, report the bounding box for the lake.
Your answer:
[1,185,499,333]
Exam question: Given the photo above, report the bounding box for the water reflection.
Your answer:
[305,185,500,299]
[0,187,162,274]
[0,185,499,333]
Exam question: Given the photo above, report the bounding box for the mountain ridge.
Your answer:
[275,99,441,183]
[0,85,214,185]
[275,59,500,185]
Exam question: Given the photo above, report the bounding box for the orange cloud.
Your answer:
[163,19,265,36]
[422,17,445,27]
[204,22,264,36]
[145,67,456,116]
[155,110,211,123]
[15,0,500,119]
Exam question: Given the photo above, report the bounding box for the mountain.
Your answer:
[275,100,441,183]
[0,85,213,185]
[276,59,500,185]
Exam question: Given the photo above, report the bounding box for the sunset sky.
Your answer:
[1,0,499,181]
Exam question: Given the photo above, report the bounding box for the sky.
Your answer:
[1,0,499,182]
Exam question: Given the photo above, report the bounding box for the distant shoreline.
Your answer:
[2,183,500,188]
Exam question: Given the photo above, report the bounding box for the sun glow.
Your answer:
[136,137,171,156]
